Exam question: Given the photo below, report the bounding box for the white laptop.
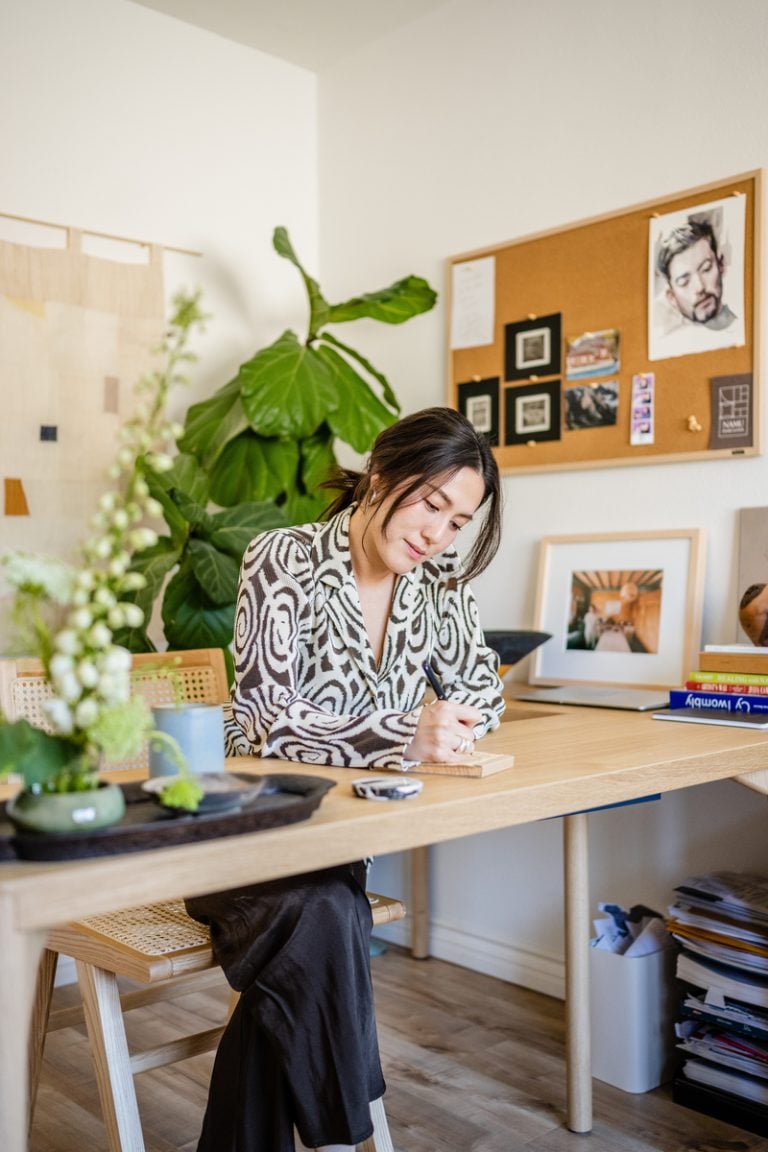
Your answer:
[514,684,669,711]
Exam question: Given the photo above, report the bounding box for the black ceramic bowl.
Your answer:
[482,630,552,665]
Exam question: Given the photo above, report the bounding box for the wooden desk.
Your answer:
[2,703,767,1150]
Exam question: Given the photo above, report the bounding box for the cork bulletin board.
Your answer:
[448,171,763,474]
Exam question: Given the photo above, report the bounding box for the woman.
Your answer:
[187,407,505,1152]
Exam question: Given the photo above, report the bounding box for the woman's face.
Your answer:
[364,466,485,577]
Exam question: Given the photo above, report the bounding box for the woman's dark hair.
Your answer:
[323,406,502,581]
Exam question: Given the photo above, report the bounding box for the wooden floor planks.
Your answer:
[29,945,768,1151]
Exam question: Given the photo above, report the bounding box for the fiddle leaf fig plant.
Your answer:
[178,227,437,519]
[121,228,437,668]
[114,452,286,656]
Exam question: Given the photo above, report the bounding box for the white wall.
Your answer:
[319,0,768,993]
[1,0,318,417]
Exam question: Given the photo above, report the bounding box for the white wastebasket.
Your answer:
[590,943,678,1093]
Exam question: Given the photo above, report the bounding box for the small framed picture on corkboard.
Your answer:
[457,376,499,446]
[504,380,561,446]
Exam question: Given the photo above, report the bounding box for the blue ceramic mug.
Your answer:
[148,703,226,778]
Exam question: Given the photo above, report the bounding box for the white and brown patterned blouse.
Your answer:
[226,505,505,770]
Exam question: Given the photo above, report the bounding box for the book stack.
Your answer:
[667,873,768,1136]
[654,645,768,729]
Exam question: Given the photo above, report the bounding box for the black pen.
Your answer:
[422,661,447,700]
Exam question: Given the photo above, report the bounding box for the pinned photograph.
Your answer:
[630,373,655,446]
[564,380,618,430]
[565,329,620,380]
[709,372,753,451]
[648,194,746,361]
[504,313,561,381]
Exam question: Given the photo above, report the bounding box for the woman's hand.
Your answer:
[405,700,484,763]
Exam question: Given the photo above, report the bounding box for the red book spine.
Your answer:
[685,680,768,696]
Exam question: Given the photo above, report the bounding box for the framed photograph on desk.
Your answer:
[530,528,706,689]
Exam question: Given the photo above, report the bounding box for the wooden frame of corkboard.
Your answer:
[447,170,763,474]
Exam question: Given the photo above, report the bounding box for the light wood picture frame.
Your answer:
[530,528,706,689]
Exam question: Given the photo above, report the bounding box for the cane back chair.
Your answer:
[0,648,403,1152]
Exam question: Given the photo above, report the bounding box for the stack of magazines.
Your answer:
[667,872,768,1136]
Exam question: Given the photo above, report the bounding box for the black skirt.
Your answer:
[185,863,385,1151]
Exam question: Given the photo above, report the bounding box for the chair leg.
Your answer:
[75,959,145,1152]
[27,947,58,1132]
[359,1097,394,1152]
[410,845,430,959]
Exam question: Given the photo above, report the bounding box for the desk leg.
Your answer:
[563,812,591,1133]
[410,845,430,959]
[0,892,47,1152]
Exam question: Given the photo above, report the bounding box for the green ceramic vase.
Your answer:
[6,782,126,835]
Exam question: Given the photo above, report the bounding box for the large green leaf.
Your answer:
[283,488,329,526]
[143,469,188,547]
[259,436,302,496]
[299,427,337,493]
[171,490,214,534]
[178,375,249,465]
[161,453,210,505]
[112,627,157,654]
[0,720,79,787]
[162,562,235,650]
[240,331,338,439]
[188,539,240,605]
[326,275,437,325]
[273,227,330,336]
[130,538,181,612]
[209,432,268,506]
[143,453,209,546]
[208,432,299,507]
[114,537,181,651]
[314,345,398,452]
[208,502,287,560]
[319,331,400,411]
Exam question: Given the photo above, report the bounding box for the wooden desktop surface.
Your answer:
[1,701,767,1150]
[2,702,765,922]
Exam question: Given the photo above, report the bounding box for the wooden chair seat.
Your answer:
[1,649,404,1152]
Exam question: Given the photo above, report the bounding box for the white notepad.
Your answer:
[652,707,768,729]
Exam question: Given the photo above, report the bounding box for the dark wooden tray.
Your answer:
[0,773,336,861]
